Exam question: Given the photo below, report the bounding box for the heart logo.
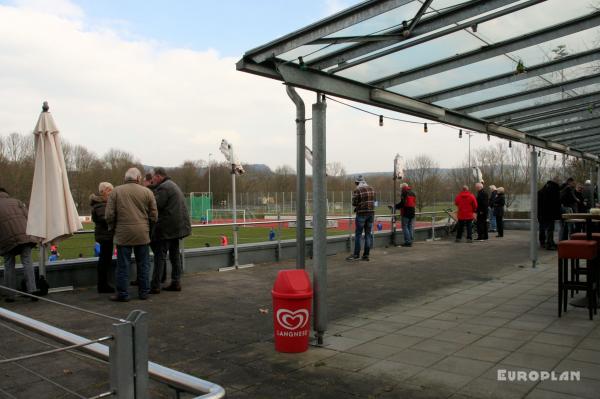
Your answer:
[276,308,309,330]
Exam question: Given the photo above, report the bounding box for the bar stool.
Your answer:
[570,233,600,300]
[558,240,598,320]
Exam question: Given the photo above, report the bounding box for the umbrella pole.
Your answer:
[39,244,46,277]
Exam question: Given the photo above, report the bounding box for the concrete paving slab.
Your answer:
[431,356,495,377]
[387,348,447,368]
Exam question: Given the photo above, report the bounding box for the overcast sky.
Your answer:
[0,0,558,173]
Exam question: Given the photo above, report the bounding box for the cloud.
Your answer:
[0,0,479,173]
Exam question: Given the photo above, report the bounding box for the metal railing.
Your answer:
[0,287,225,399]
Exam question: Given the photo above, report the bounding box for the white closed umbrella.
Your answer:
[26,102,82,275]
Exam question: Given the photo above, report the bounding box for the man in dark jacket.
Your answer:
[0,188,38,302]
[537,177,561,250]
[151,167,192,292]
[394,183,416,247]
[475,182,489,241]
[90,182,114,293]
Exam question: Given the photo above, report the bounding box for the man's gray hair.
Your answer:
[475,182,483,190]
[124,167,142,182]
[98,182,113,194]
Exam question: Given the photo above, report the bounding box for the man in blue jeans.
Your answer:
[347,175,375,261]
[394,183,416,247]
[105,168,157,301]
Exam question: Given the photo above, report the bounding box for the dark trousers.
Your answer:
[97,239,114,290]
[539,220,556,247]
[456,220,473,240]
[476,214,488,240]
[152,238,182,288]
[150,241,166,289]
[497,215,504,237]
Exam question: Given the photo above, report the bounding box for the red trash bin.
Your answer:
[272,270,312,353]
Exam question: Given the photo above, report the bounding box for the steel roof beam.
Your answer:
[245,0,412,64]
[484,91,600,122]
[418,48,600,103]
[308,0,523,70]
[237,59,567,152]
[541,127,599,141]
[556,134,600,145]
[455,72,600,114]
[369,10,600,89]
[529,117,600,136]
[508,109,600,130]
[498,102,600,126]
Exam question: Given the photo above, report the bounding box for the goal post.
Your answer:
[208,209,247,224]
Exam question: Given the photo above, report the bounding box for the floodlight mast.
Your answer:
[220,139,242,269]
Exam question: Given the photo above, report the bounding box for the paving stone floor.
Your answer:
[1,231,599,398]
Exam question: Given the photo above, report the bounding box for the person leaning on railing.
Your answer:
[0,187,39,302]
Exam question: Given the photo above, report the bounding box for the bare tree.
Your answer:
[404,155,441,213]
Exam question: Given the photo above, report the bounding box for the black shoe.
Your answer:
[455,239,462,243]
[346,255,360,261]
[361,256,370,261]
[401,243,412,247]
[150,288,161,294]
[98,286,115,294]
[109,295,129,302]
[496,235,503,238]
[163,282,182,292]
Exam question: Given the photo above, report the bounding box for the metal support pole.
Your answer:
[232,171,239,269]
[110,322,135,398]
[530,148,538,268]
[597,165,600,207]
[392,177,397,246]
[39,244,46,277]
[286,86,306,270]
[312,93,327,344]
[348,194,353,252]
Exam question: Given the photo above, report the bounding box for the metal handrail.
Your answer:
[0,308,226,399]
[72,210,451,233]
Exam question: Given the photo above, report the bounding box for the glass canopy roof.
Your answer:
[238,0,600,159]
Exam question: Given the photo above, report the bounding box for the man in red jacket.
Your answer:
[455,185,478,243]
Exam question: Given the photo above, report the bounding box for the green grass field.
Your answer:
[28,223,350,262]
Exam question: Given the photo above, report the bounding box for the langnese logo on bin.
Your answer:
[276,309,309,337]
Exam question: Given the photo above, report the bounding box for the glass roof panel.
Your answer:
[336,29,483,83]
[475,0,592,44]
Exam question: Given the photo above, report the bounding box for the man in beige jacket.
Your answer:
[106,168,157,301]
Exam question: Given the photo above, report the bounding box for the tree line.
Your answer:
[0,132,594,215]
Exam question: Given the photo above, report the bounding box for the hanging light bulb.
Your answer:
[538,151,541,157]
[459,129,463,139]
[554,154,557,161]
[487,134,490,141]
[423,123,428,133]
[472,23,478,32]
[509,141,512,148]
[379,115,384,127]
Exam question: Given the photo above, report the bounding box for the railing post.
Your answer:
[277,210,282,261]
[110,321,135,399]
[127,310,148,399]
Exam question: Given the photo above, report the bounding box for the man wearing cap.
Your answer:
[347,175,376,261]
